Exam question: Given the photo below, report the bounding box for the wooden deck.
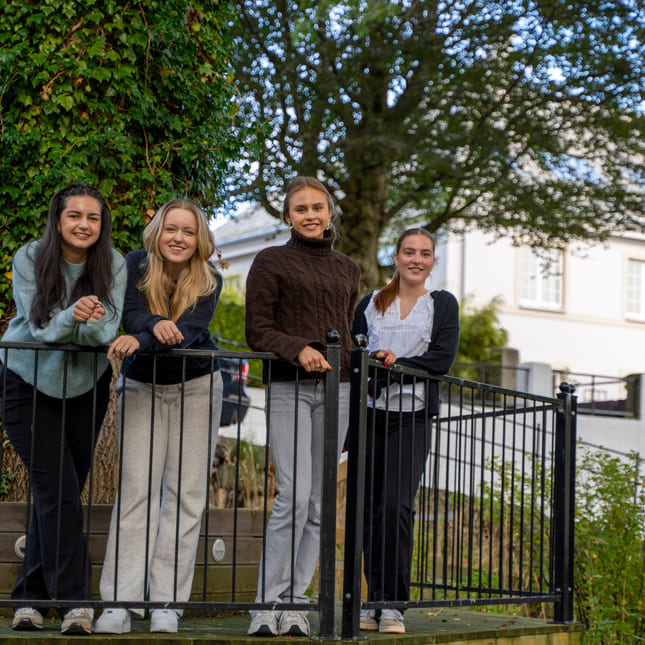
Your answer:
[0,606,585,643]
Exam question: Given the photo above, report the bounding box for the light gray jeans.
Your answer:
[100,371,222,615]
[255,380,350,606]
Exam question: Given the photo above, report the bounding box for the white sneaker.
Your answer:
[359,608,379,631]
[94,608,131,634]
[278,610,310,636]
[379,608,405,634]
[150,609,178,633]
[61,607,94,635]
[247,610,279,636]
[12,607,43,631]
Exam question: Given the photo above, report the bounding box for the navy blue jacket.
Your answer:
[122,248,222,384]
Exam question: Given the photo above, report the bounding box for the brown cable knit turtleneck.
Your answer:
[245,229,360,383]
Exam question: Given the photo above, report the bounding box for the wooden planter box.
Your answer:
[0,502,264,610]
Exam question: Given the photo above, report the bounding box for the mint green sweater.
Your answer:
[1,241,127,398]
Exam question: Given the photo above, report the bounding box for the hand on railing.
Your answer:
[107,334,140,360]
[298,345,332,373]
[369,349,397,367]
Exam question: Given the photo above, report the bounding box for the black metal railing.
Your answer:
[341,344,577,637]
[0,338,577,637]
[552,370,638,418]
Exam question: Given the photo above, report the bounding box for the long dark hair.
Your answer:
[373,228,435,314]
[30,183,116,328]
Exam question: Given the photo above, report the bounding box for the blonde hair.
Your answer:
[373,228,435,314]
[139,199,218,321]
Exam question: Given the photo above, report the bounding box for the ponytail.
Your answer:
[373,273,400,315]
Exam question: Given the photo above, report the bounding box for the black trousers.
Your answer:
[1,366,111,608]
[362,407,432,603]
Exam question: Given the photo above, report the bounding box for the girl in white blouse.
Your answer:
[351,228,459,634]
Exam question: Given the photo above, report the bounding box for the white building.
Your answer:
[212,204,288,282]
[433,227,645,380]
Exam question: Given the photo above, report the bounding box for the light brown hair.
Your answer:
[282,176,338,227]
[373,228,435,314]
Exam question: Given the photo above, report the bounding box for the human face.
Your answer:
[394,234,435,286]
[285,187,331,239]
[58,195,102,263]
[158,208,198,276]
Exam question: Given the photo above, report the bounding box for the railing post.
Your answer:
[341,337,369,639]
[318,331,341,638]
[553,382,577,623]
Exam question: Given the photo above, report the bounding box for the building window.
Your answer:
[519,247,563,310]
[626,259,645,321]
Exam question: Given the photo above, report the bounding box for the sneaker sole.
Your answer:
[12,619,43,632]
[249,625,278,636]
[94,625,130,635]
[61,623,92,635]
[380,625,405,634]
[360,621,379,631]
[280,626,309,637]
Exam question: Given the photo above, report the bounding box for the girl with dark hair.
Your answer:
[0,183,127,635]
[94,198,223,635]
[245,176,360,637]
[351,228,459,634]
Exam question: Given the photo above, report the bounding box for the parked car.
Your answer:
[216,345,251,427]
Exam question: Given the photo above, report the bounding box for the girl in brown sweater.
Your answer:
[245,177,360,637]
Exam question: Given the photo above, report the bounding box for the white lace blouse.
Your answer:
[364,291,435,411]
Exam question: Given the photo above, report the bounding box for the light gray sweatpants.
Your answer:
[100,371,222,615]
[255,380,350,606]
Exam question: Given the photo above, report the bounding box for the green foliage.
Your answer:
[209,277,262,381]
[0,0,253,325]
[575,448,645,643]
[457,297,509,364]
[0,466,15,497]
[228,0,645,291]
[452,297,509,382]
[472,445,645,640]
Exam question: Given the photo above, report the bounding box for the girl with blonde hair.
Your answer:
[95,198,223,635]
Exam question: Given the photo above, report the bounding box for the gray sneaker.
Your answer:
[278,610,310,636]
[61,607,94,635]
[359,608,379,631]
[12,607,44,631]
[248,610,279,636]
[379,608,405,634]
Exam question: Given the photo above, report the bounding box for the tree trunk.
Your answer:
[336,167,392,295]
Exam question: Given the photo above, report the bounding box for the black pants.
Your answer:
[1,366,111,607]
[362,407,432,603]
